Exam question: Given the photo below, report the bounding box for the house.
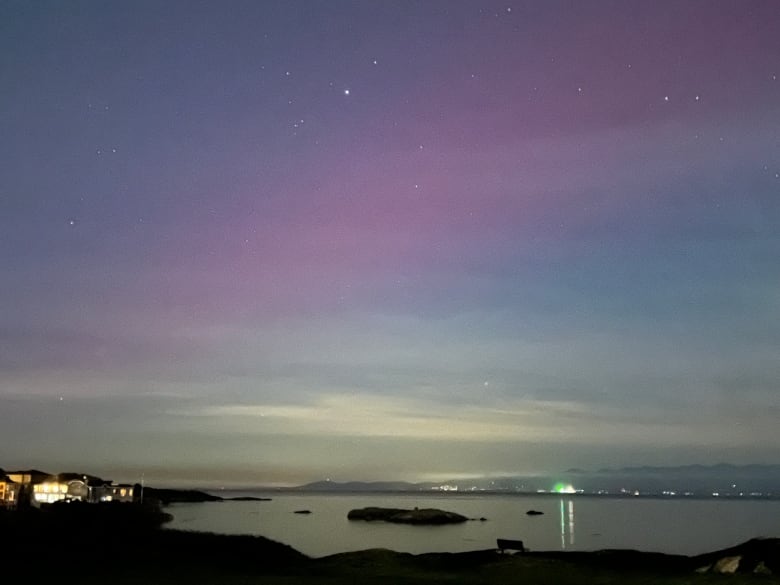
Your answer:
[3,468,137,506]
[31,474,136,505]
[0,474,19,508]
[32,475,85,504]
[91,483,136,503]
[32,473,110,505]
[4,469,50,507]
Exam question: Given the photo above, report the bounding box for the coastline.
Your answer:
[162,489,780,558]
[2,504,776,583]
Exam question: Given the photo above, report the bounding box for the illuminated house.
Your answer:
[32,474,91,505]
[0,474,19,508]
[91,484,135,503]
[4,469,49,506]
[3,469,136,506]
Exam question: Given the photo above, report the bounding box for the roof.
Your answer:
[5,469,50,482]
[52,472,109,486]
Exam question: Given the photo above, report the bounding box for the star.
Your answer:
[343,88,350,96]
[663,96,669,102]
[68,219,76,226]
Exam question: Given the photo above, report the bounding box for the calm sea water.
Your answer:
[164,491,780,558]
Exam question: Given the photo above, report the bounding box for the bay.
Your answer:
[164,491,780,558]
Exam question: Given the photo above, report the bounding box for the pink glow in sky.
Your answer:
[1,0,779,485]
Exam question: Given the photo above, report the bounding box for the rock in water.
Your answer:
[347,507,468,525]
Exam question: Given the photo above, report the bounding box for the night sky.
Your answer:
[1,1,779,487]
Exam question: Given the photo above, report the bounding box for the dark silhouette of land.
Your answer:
[295,464,780,497]
[2,501,777,584]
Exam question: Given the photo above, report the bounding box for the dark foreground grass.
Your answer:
[2,505,777,584]
[62,549,778,585]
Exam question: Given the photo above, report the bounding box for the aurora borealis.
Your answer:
[1,1,779,486]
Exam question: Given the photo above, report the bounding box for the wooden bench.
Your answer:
[496,538,525,553]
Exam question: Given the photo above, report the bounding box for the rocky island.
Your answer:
[347,506,468,525]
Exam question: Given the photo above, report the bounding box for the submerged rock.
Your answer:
[347,507,468,525]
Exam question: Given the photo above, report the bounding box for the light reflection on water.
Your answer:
[164,492,780,558]
[558,499,576,549]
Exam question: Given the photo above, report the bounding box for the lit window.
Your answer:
[120,488,127,497]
